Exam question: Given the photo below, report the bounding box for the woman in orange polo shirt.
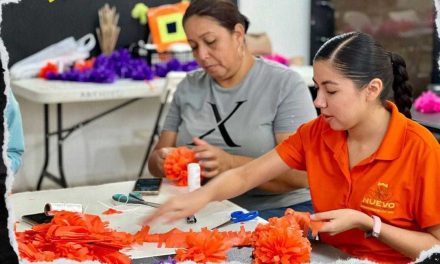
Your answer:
[146,32,440,263]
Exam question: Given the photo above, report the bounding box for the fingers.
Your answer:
[143,200,196,225]
[201,168,220,178]
[193,137,208,146]
[143,205,167,225]
[194,149,216,160]
[310,211,334,221]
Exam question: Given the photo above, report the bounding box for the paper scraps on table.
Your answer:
[102,208,123,215]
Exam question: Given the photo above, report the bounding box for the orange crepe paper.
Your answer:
[163,146,197,186]
[102,208,123,215]
[16,209,324,263]
[252,213,312,263]
[175,228,235,263]
[281,208,325,238]
[73,58,95,72]
[16,211,134,264]
[38,62,58,78]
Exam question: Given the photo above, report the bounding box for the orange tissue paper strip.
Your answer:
[163,146,197,186]
[102,208,123,215]
[74,57,95,72]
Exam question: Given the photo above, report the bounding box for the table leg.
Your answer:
[36,99,142,189]
[137,90,170,178]
[36,105,50,190]
[56,104,67,188]
[36,104,68,190]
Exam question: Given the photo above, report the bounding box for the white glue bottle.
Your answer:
[186,163,201,224]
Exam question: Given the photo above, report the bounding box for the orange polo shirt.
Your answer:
[276,102,440,263]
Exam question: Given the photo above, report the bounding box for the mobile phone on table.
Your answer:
[133,178,163,195]
[22,212,53,225]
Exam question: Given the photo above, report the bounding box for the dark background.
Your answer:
[1,0,181,67]
[1,0,238,67]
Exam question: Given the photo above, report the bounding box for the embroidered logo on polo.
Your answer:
[189,100,247,147]
[360,182,397,214]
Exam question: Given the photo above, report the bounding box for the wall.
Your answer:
[239,0,311,64]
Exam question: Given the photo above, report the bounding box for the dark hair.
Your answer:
[182,0,250,33]
[313,32,413,118]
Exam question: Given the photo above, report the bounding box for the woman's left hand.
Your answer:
[192,137,233,178]
[311,209,373,236]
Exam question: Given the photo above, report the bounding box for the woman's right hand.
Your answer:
[143,189,212,224]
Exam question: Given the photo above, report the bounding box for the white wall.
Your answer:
[239,0,311,64]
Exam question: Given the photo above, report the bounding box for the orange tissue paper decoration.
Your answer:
[175,228,234,263]
[282,208,324,238]
[16,211,134,264]
[251,209,313,264]
[74,57,96,72]
[163,146,197,186]
[38,62,58,78]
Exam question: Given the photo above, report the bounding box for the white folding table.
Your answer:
[11,180,349,262]
[11,78,165,190]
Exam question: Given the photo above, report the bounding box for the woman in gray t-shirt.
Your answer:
[148,0,317,219]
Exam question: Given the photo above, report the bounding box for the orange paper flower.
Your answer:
[38,62,58,78]
[163,147,197,186]
[16,211,133,264]
[251,209,314,264]
[175,228,234,263]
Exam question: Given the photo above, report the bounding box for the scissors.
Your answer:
[213,210,259,229]
[112,192,161,208]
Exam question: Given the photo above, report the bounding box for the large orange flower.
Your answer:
[175,228,234,263]
[16,211,132,264]
[252,210,312,264]
[163,147,197,186]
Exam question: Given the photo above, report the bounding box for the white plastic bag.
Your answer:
[9,33,96,80]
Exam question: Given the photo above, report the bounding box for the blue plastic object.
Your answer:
[213,210,259,229]
[230,210,259,223]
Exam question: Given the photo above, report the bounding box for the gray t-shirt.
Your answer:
[162,58,317,210]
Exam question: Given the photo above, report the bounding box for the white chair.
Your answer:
[138,71,186,178]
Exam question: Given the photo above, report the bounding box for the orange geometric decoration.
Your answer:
[147,1,190,52]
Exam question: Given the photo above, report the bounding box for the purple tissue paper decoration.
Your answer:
[153,58,199,77]
[47,49,154,83]
[182,60,199,72]
[153,256,177,264]
[47,48,198,83]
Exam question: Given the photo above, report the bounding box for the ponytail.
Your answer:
[390,52,413,118]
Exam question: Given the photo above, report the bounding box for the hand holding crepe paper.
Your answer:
[163,147,197,186]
